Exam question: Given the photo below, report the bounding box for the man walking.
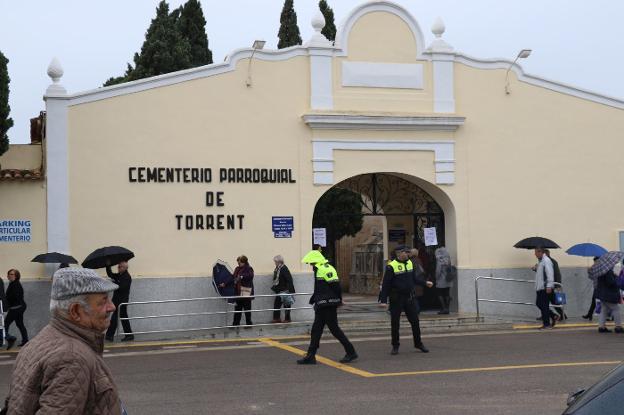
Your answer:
[544,249,565,320]
[534,247,556,329]
[380,245,433,355]
[297,250,357,365]
[105,261,134,342]
[4,267,125,414]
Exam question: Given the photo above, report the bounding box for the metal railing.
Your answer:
[475,276,565,320]
[115,292,316,337]
[0,302,4,346]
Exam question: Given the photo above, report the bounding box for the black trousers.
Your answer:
[5,307,28,343]
[389,292,422,347]
[106,303,133,338]
[233,299,252,325]
[536,290,554,327]
[308,306,355,355]
[273,296,291,321]
[586,290,596,316]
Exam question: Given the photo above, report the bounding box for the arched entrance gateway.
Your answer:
[312,172,452,310]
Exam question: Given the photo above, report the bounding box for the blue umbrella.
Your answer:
[566,243,608,258]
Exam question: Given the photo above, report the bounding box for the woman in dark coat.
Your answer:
[271,255,296,323]
[4,269,29,349]
[596,269,623,333]
[232,255,254,327]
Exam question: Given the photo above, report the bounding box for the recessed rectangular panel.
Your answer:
[342,61,424,89]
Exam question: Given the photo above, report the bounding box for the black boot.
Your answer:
[297,353,316,365]
[339,352,358,363]
[437,296,447,314]
[391,346,399,355]
[415,343,429,353]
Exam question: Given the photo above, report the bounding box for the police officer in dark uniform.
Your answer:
[297,250,358,365]
[379,245,433,355]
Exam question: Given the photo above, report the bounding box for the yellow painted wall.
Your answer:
[67,57,311,276]
[454,63,624,268]
[0,145,46,278]
[0,144,42,170]
[0,190,46,279]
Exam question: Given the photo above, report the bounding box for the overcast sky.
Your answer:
[1,0,623,144]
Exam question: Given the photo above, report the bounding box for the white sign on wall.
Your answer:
[424,227,438,247]
[0,220,32,243]
[312,228,327,247]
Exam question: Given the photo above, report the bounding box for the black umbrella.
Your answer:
[82,246,134,269]
[31,252,78,264]
[514,237,560,249]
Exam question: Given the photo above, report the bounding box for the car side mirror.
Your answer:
[567,389,585,406]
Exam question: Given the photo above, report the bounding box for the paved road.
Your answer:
[0,328,622,414]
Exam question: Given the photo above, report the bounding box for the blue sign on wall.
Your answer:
[0,219,32,243]
[272,216,294,238]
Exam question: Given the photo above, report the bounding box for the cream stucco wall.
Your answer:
[0,144,42,170]
[453,63,624,269]
[0,183,47,278]
[0,144,46,278]
[67,57,311,276]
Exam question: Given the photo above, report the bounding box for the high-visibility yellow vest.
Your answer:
[316,263,339,282]
[389,259,413,275]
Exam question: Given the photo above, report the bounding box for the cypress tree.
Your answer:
[277,0,302,49]
[0,50,13,157]
[319,0,336,42]
[178,0,213,66]
[128,1,192,81]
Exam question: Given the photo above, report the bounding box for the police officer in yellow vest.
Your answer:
[379,245,433,355]
[297,250,357,365]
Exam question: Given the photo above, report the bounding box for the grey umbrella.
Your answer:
[588,251,624,279]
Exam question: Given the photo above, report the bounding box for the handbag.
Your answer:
[280,292,295,306]
[239,286,252,297]
[554,291,567,305]
[445,265,457,282]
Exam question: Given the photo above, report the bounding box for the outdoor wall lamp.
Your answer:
[246,40,266,87]
[505,49,531,94]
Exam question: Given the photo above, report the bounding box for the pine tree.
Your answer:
[312,188,364,265]
[319,0,336,42]
[178,0,213,66]
[103,63,134,87]
[0,50,13,157]
[128,1,192,81]
[277,0,302,49]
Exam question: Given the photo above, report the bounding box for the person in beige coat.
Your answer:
[4,267,124,414]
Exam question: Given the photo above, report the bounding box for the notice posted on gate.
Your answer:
[0,220,32,243]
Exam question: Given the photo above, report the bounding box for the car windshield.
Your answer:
[564,363,624,413]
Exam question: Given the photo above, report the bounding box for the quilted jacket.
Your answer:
[7,315,121,414]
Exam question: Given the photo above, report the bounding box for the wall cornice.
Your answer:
[303,113,465,131]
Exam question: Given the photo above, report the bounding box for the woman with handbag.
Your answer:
[232,255,254,327]
[4,269,28,350]
[271,255,296,323]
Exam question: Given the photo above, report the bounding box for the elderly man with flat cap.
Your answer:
[3,267,126,414]
[379,245,433,355]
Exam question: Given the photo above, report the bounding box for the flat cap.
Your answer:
[51,267,118,300]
